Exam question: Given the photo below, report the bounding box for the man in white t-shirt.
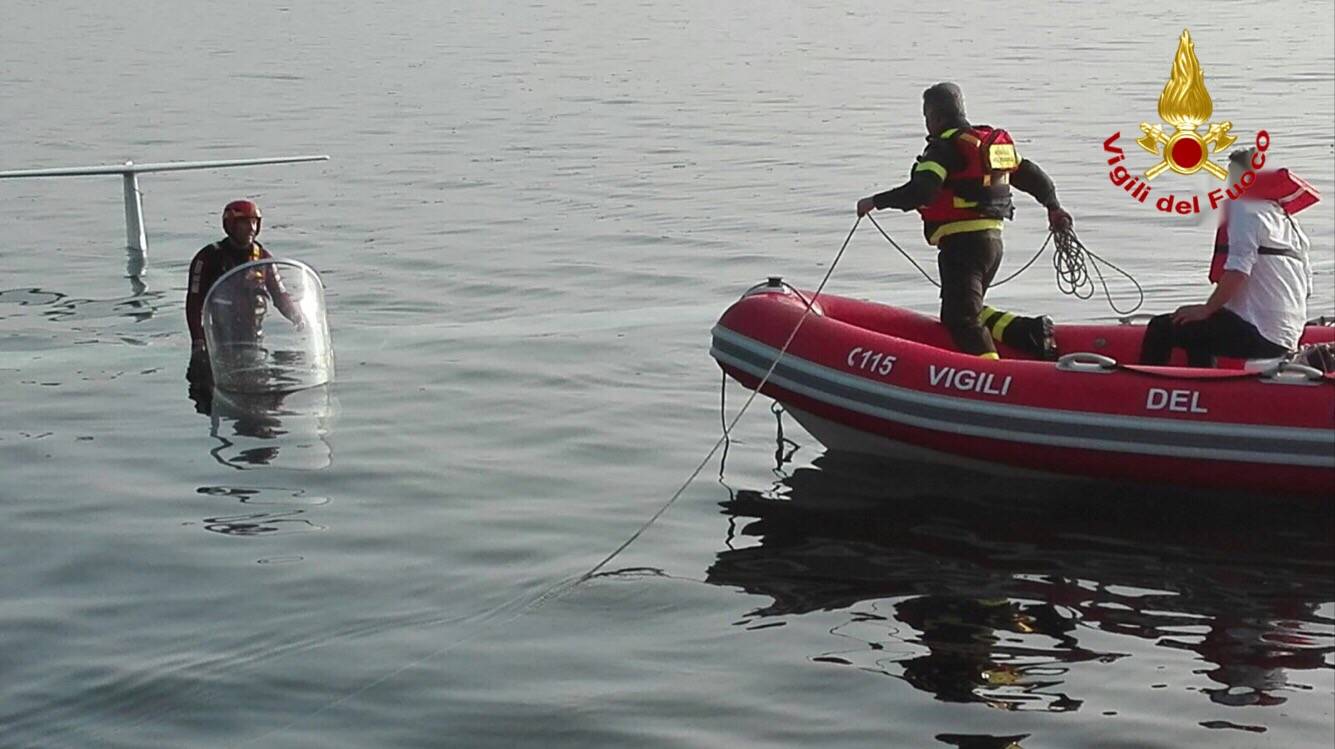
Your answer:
[1139,149,1312,367]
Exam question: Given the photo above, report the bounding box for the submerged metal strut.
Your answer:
[0,155,330,261]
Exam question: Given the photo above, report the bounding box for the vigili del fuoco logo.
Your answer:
[1102,29,1270,216]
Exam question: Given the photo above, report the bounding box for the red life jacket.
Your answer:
[918,126,1019,245]
[1209,168,1319,282]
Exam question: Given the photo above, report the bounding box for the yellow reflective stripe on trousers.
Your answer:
[928,219,1004,245]
[978,352,1000,360]
[989,311,1017,339]
[914,160,947,180]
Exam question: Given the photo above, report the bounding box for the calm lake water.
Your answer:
[2,2,1332,747]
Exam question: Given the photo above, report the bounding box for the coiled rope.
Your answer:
[866,213,1143,315]
[1049,228,1145,315]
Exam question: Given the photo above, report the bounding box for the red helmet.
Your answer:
[222,200,263,234]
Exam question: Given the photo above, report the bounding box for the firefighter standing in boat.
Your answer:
[857,82,1071,360]
[185,200,305,379]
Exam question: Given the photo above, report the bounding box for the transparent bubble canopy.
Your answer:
[202,258,333,392]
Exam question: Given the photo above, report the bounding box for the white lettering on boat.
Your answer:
[1146,388,1208,414]
[846,347,897,376]
[928,365,1012,397]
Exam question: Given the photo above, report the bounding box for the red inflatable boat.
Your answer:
[711,280,1335,494]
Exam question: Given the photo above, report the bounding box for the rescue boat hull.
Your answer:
[711,286,1335,495]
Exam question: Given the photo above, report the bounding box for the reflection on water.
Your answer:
[125,247,145,294]
[187,356,337,470]
[0,283,161,323]
[210,385,336,471]
[708,454,1335,716]
[893,595,1088,712]
[936,734,1029,749]
[44,290,164,324]
[196,485,329,538]
[0,287,67,311]
[210,346,326,394]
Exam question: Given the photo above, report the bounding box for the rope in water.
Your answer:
[866,213,1143,315]
[244,214,1148,743]
[572,214,864,584]
[237,216,866,745]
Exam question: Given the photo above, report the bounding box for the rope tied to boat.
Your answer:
[573,214,865,584]
[865,214,1144,315]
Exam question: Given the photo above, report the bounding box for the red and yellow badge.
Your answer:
[1137,29,1236,180]
[1102,29,1269,215]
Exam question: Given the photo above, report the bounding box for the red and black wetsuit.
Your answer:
[185,239,300,348]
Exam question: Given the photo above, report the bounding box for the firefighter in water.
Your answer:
[857,82,1071,360]
[185,200,305,379]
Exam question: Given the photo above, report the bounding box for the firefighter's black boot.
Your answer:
[979,307,1058,361]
